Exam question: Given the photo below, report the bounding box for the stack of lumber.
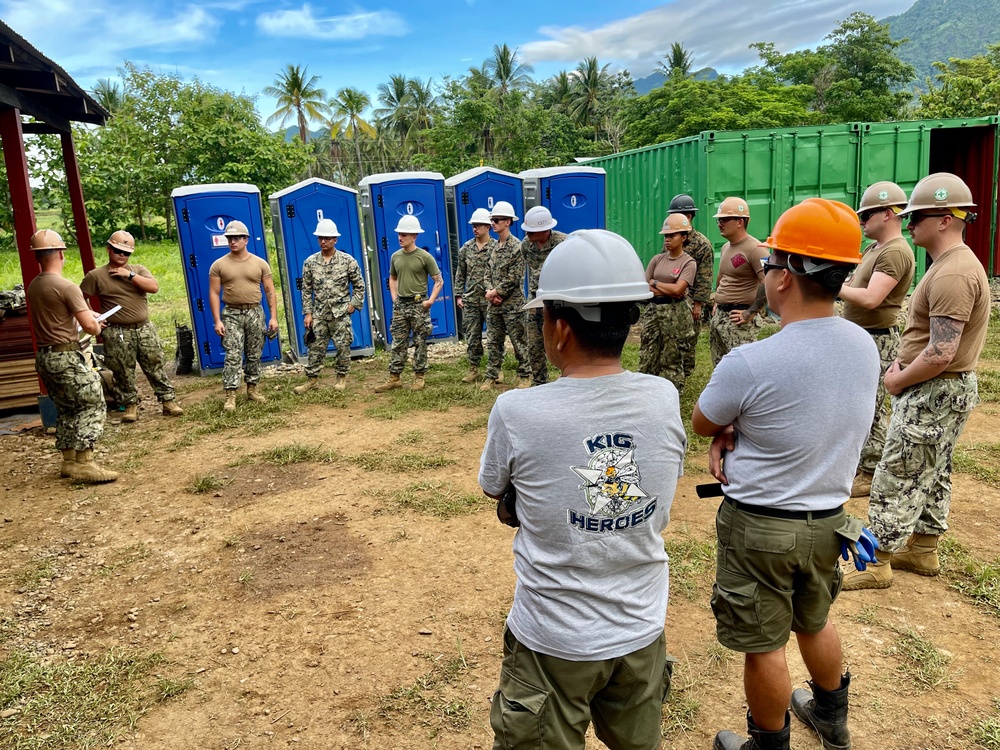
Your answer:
[0,312,39,410]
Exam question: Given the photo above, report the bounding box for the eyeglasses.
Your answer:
[907,213,951,226]
[760,258,788,274]
[318,236,337,241]
[227,235,247,242]
[472,223,491,229]
[110,247,132,256]
[717,217,740,224]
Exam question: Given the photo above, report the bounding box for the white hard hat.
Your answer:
[394,215,424,233]
[490,201,518,221]
[314,218,341,237]
[223,220,250,237]
[469,208,492,225]
[521,206,557,232]
[523,230,652,320]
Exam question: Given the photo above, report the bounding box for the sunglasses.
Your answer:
[907,213,951,226]
[858,209,885,223]
[110,247,132,256]
[760,258,788,274]
[490,218,508,224]
[717,217,741,224]
[472,223,491,229]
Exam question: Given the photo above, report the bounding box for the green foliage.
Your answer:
[915,44,1000,118]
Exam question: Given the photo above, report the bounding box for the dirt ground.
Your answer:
[2,350,1000,750]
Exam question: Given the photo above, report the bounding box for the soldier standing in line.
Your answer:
[373,215,444,392]
[708,197,768,366]
[27,229,118,483]
[80,230,183,422]
[208,220,280,413]
[454,207,496,384]
[520,205,566,387]
[482,201,530,391]
[667,194,715,378]
[839,182,915,498]
[293,218,365,394]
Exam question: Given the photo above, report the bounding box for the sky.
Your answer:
[3,0,915,131]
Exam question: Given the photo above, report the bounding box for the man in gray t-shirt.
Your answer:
[694,199,879,750]
[480,230,684,750]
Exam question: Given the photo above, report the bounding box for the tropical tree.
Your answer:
[262,64,330,143]
[658,43,694,79]
[916,44,1000,118]
[484,43,534,97]
[569,57,612,137]
[330,87,375,181]
[92,79,123,113]
[374,73,412,146]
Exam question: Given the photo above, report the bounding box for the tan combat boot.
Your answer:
[333,374,347,391]
[480,378,497,391]
[162,400,183,416]
[70,449,118,483]
[515,377,531,389]
[496,371,505,384]
[462,367,479,384]
[850,470,873,497]
[842,549,892,591]
[223,390,237,413]
[60,449,76,478]
[411,374,426,391]
[246,383,268,403]
[891,533,941,576]
[293,377,319,395]
[122,403,138,423]
[374,374,402,393]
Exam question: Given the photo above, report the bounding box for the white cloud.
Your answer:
[256,4,409,40]
[519,0,915,76]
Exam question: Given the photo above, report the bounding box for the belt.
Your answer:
[724,495,842,520]
[397,295,424,303]
[650,296,684,305]
[224,303,259,312]
[38,342,80,353]
[717,304,749,313]
[936,371,970,380]
[866,327,896,336]
[105,320,148,330]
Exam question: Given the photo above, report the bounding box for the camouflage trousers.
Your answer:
[305,314,354,377]
[461,296,489,369]
[36,349,105,451]
[102,321,175,405]
[868,373,979,552]
[639,301,696,393]
[484,302,529,381]
[525,309,549,385]
[388,298,432,375]
[857,329,900,472]
[709,307,762,366]
[222,305,265,390]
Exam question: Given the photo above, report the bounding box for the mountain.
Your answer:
[882,0,1000,82]
[633,67,719,95]
[282,125,325,142]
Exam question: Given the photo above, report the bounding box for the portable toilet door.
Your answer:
[171,183,282,374]
[269,178,374,360]
[445,166,525,250]
[359,172,457,344]
[520,165,606,234]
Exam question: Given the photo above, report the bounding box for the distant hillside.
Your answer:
[282,125,325,142]
[883,0,1000,82]
[633,67,718,95]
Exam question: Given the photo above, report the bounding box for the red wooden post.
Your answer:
[0,107,39,290]
[61,130,96,274]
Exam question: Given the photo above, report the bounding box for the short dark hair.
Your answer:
[544,301,636,358]
[34,248,61,260]
[772,250,851,302]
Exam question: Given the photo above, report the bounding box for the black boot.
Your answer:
[714,711,790,750]
[791,672,851,750]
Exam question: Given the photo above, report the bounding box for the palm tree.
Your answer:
[484,43,534,97]
[330,87,375,181]
[546,71,573,113]
[658,43,694,80]
[92,78,123,113]
[262,64,330,143]
[374,73,412,147]
[569,57,612,137]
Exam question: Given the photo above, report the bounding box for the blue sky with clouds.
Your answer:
[3,0,915,129]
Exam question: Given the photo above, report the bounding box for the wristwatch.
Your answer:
[128,271,136,281]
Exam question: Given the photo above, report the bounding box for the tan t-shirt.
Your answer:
[646,251,697,290]
[897,244,991,372]
[714,235,766,305]
[27,272,88,346]
[209,253,272,305]
[842,237,914,330]
[80,263,154,325]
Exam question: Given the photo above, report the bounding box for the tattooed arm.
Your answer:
[883,316,965,395]
[734,283,768,325]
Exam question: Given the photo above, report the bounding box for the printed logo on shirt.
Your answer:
[731,253,747,268]
[567,432,655,533]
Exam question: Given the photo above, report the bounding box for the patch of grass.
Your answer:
[664,528,715,601]
[153,676,195,701]
[351,450,455,473]
[233,442,335,467]
[97,543,150,577]
[851,604,882,627]
[458,413,489,432]
[886,627,954,691]
[394,429,426,445]
[971,700,1000,750]
[186,473,230,495]
[979,307,1000,361]
[363,369,497,420]
[953,442,1000,488]
[237,570,256,590]
[977,368,1000,403]
[378,647,475,733]
[661,685,700,738]
[704,642,737,669]
[940,536,1000,617]
[376,481,491,518]
[14,557,55,592]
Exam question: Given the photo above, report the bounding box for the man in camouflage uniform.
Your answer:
[293,219,365,394]
[373,214,444,392]
[845,173,991,592]
[838,183,915,498]
[208,220,280,413]
[667,194,714,377]
[27,229,117,483]
[454,208,495,383]
[482,201,530,390]
[520,206,566,386]
[80,230,183,423]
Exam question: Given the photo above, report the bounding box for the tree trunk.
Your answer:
[137,196,147,241]
[165,197,173,240]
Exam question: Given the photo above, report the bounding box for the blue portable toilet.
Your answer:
[359,172,457,345]
[268,178,375,360]
[520,165,606,234]
[445,166,524,251]
[171,183,282,374]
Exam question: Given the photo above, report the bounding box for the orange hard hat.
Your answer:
[761,198,862,265]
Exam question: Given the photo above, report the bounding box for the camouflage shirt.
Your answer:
[301,251,365,317]
[521,230,568,300]
[454,237,495,297]
[486,234,526,305]
[686,229,715,305]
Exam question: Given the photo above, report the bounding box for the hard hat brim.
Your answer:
[521,218,557,231]
[109,242,134,253]
[313,231,341,237]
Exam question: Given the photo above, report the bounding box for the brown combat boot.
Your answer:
[515,377,530,389]
[462,367,479,384]
[333,374,347,392]
[122,403,138,423]
[246,383,268,403]
[850,471,873,497]
[891,533,941,576]
[162,400,183,416]
[293,377,319,395]
[223,390,237,413]
[60,449,76,478]
[374,374,402,393]
[480,378,497,391]
[411,374,426,391]
[70,449,118,484]
[842,549,892,591]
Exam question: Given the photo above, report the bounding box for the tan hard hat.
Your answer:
[858,182,907,213]
[223,220,250,237]
[900,172,977,220]
[659,214,692,235]
[713,197,750,219]
[107,230,135,253]
[30,229,66,251]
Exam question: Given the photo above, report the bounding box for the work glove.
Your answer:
[841,527,879,571]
